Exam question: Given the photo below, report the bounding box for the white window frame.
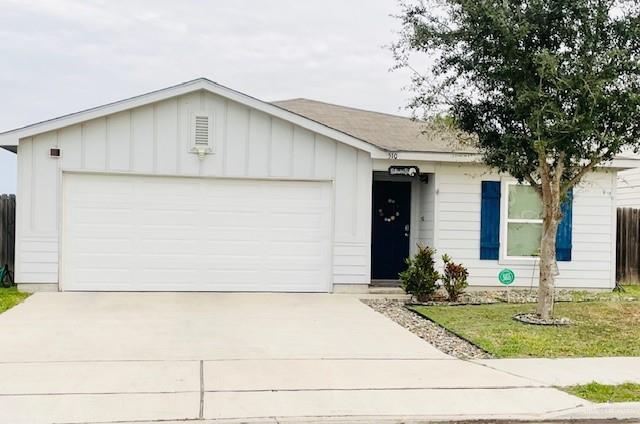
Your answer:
[499,179,542,264]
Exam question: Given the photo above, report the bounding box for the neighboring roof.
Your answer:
[272,98,477,153]
[0,78,378,155]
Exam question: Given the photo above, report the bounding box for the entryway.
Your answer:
[371,180,412,281]
[370,169,436,286]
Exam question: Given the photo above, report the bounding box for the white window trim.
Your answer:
[499,178,541,265]
[190,111,215,155]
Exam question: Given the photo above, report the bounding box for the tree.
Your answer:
[393,0,640,319]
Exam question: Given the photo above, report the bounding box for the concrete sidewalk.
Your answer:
[474,357,640,386]
[0,359,588,423]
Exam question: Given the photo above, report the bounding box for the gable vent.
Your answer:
[194,115,210,146]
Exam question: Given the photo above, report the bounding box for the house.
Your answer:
[0,78,635,293]
[617,165,640,208]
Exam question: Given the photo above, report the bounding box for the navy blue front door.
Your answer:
[371,181,411,280]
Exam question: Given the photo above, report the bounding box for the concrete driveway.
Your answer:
[0,293,585,423]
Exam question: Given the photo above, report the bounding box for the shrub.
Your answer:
[441,254,469,301]
[400,244,440,302]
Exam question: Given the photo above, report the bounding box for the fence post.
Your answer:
[616,207,640,284]
[0,194,16,276]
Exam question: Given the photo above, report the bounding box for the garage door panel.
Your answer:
[269,213,323,228]
[138,239,199,253]
[62,174,332,292]
[138,210,199,224]
[72,238,132,251]
[269,242,323,256]
[268,229,327,242]
[138,269,200,284]
[75,225,136,238]
[137,255,201,267]
[73,269,132,284]
[201,229,266,242]
[204,213,263,227]
[73,253,135,266]
[203,242,263,256]
[73,208,134,224]
[137,228,202,241]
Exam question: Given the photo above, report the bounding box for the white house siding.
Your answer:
[416,174,436,248]
[15,90,372,290]
[617,167,640,208]
[434,163,616,289]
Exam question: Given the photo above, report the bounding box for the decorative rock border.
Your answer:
[513,312,571,326]
[361,298,492,359]
[407,287,637,305]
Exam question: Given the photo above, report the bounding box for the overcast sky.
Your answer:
[0,0,414,194]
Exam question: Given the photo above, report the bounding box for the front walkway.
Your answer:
[0,292,627,423]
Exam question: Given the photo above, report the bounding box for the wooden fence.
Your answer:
[617,207,640,283]
[0,194,16,275]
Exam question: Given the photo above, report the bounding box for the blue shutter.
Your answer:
[480,181,501,260]
[556,188,573,261]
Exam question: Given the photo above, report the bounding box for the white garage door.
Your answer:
[61,173,333,292]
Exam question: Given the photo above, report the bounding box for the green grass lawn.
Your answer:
[0,287,30,314]
[563,382,640,403]
[411,286,640,358]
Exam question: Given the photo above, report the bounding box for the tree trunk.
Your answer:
[536,205,561,319]
[536,164,563,320]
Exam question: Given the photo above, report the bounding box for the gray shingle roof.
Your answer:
[272,98,477,153]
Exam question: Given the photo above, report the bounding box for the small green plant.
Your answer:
[441,254,469,302]
[400,244,440,302]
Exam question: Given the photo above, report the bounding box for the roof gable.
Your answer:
[0,79,380,155]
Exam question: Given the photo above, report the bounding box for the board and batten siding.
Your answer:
[15,90,372,288]
[434,163,616,288]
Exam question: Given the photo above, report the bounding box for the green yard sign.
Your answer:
[498,268,515,285]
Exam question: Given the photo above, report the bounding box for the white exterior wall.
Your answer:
[416,174,435,248]
[433,163,616,289]
[617,167,640,208]
[15,90,372,289]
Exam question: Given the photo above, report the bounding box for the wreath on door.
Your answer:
[377,198,401,223]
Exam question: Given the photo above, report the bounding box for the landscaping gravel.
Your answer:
[362,298,492,359]
[514,312,572,326]
[420,288,573,305]
[407,287,636,305]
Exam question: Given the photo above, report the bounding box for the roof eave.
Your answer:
[0,137,17,147]
[374,150,640,170]
[0,78,381,155]
[371,150,483,162]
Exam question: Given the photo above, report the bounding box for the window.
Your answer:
[504,183,543,258]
